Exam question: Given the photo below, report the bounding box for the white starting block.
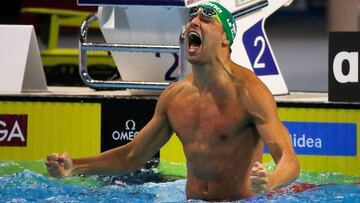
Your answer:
[77,0,292,95]
[0,25,47,94]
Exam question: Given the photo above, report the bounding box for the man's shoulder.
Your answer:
[230,62,274,106]
[230,63,264,91]
[230,63,276,119]
[160,76,193,99]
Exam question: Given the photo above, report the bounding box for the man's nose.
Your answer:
[189,14,201,26]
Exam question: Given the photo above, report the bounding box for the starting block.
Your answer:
[77,0,292,95]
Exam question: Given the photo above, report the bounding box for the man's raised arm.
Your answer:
[46,85,176,178]
[245,80,300,194]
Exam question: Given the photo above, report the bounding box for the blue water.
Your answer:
[0,170,185,202]
[1,169,360,202]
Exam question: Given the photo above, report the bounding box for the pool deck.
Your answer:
[0,86,348,100]
[0,86,325,98]
[0,86,359,107]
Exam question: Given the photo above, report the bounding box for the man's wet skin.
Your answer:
[166,9,260,200]
[45,2,299,202]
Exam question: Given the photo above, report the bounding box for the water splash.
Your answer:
[1,161,360,202]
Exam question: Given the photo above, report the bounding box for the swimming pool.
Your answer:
[1,161,359,202]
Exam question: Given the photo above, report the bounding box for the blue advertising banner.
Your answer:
[265,121,357,156]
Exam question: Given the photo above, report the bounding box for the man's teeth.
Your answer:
[189,31,200,38]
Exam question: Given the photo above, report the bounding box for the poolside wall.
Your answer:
[0,97,359,176]
[161,103,360,176]
[0,101,101,160]
[0,96,157,161]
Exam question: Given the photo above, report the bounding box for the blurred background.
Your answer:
[0,0,356,92]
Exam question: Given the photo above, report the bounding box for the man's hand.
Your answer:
[250,162,273,194]
[45,152,73,178]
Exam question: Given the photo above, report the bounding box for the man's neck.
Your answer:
[191,58,233,92]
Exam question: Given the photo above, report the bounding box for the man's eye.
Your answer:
[201,16,212,23]
[188,15,196,22]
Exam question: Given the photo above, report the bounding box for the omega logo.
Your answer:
[125,119,136,130]
[112,119,139,141]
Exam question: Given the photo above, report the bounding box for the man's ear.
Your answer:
[221,34,229,47]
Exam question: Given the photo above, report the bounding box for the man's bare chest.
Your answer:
[167,94,249,140]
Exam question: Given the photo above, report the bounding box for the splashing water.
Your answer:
[0,161,359,202]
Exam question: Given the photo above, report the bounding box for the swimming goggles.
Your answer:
[189,6,219,20]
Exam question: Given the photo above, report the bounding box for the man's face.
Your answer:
[185,7,227,64]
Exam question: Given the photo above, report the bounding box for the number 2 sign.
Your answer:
[242,20,278,76]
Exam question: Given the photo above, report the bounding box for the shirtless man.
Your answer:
[46,1,300,201]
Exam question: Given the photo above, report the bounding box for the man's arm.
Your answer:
[245,80,300,193]
[46,85,176,177]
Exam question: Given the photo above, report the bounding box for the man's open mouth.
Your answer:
[188,31,202,53]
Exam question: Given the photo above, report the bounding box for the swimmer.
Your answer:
[46,1,300,201]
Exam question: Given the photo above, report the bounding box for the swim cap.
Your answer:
[198,1,237,46]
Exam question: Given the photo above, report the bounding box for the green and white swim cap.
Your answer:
[197,1,237,46]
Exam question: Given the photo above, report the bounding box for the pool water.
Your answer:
[1,161,359,202]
